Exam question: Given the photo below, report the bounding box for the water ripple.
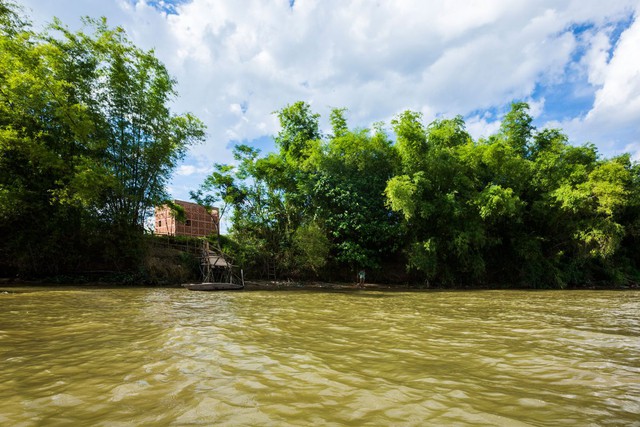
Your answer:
[0,288,638,426]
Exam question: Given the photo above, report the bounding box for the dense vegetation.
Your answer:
[0,2,204,279]
[2,3,638,287]
[195,101,640,288]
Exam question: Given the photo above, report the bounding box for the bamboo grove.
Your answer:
[197,101,640,288]
[0,2,205,278]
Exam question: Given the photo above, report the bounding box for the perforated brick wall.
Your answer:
[154,200,219,237]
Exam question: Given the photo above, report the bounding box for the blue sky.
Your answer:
[20,0,640,208]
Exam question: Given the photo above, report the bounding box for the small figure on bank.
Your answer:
[357,269,365,287]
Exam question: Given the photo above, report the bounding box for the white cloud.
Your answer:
[19,0,640,200]
[587,15,640,125]
[549,13,640,157]
[466,113,502,142]
[176,165,196,176]
[581,30,613,86]
[527,97,546,119]
[175,164,211,176]
[623,143,640,162]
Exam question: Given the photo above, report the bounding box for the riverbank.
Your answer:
[1,277,637,290]
[244,280,400,291]
[242,279,639,291]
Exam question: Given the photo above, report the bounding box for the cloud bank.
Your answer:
[20,0,640,198]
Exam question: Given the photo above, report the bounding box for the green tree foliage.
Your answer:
[292,222,330,274]
[195,102,325,279]
[306,110,401,270]
[46,18,205,229]
[193,102,315,277]
[386,103,638,287]
[0,4,204,276]
[4,0,636,286]
[275,101,321,162]
[194,143,296,276]
[196,104,401,279]
[386,114,486,284]
[0,3,89,274]
[197,100,638,287]
[500,101,534,157]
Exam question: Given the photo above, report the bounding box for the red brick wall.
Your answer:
[154,200,219,237]
[154,204,176,235]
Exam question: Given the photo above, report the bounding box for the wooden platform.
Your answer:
[182,282,244,291]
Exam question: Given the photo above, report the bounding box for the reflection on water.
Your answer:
[1,288,638,425]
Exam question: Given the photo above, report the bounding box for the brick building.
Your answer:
[154,200,219,237]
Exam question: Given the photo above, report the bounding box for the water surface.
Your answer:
[1,287,638,426]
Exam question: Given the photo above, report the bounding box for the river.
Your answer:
[0,287,638,426]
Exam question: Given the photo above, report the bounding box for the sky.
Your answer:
[18,0,640,203]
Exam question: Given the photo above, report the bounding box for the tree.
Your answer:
[195,99,639,287]
[500,101,534,157]
[274,101,321,162]
[196,105,402,279]
[0,5,205,276]
[306,109,401,271]
[47,18,205,230]
[391,110,427,174]
[386,112,487,284]
[383,102,640,287]
[0,3,91,274]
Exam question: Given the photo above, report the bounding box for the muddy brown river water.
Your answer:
[1,287,638,426]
